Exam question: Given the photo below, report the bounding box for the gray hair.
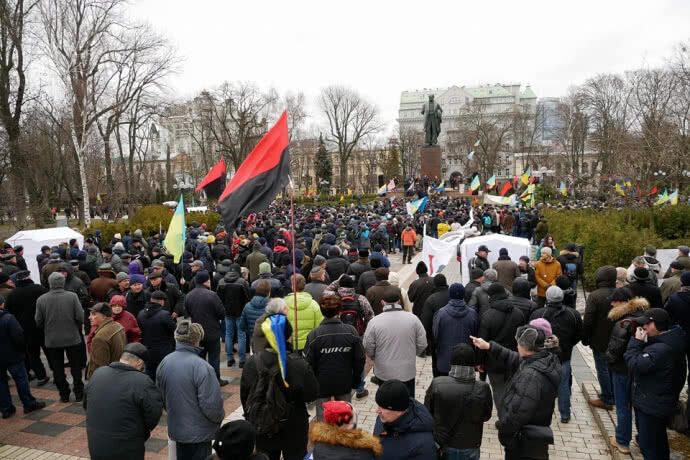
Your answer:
[266,297,287,314]
[483,269,498,282]
[120,352,144,367]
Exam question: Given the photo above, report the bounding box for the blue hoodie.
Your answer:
[239,295,268,339]
[432,299,479,374]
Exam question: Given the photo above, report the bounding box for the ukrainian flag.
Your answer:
[486,175,496,189]
[669,189,679,206]
[521,168,531,186]
[163,195,185,263]
[654,188,669,206]
[470,175,481,191]
[406,196,429,216]
[261,315,289,387]
[560,181,568,196]
[614,183,625,196]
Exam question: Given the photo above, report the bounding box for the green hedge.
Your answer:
[543,206,690,289]
[87,205,222,243]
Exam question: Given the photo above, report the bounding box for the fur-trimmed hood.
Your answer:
[559,249,579,258]
[310,421,383,456]
[607,297,649,321]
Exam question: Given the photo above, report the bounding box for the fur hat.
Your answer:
[175,320,204,346]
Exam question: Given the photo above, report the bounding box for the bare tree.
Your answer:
[553,91,589,185]
[0,0,41,224]
[319,86,381,193]
[283,90,306,142]
[395,125,421,180]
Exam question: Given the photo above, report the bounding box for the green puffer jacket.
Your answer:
[284,291,324,350]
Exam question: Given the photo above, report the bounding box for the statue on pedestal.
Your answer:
[421,95,443,146]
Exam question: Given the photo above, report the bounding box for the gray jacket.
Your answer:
[35,273,84,348]
[156,342,224,443]
[363,304,427,382]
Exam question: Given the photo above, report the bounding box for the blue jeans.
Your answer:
[443,447,480,460]
[558,360,572,419]
[611,371,631,448]
[0,361,38,414]
[225,316,246,363]
[635,409,668,460]
[592,351,614,405]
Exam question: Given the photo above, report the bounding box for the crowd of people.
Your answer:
[0,197,689,460]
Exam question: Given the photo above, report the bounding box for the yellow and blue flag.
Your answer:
[474,139,481,147]
[261,315,289,387]
[406,196,429,216]
[435,181,445,193]
[163,195,186,263]
[470,175,481,191]
[669,189,679,206]
[520,168,531,186]
[654,188,669,206]
[560,181,568,196]
[614,183,625,196]
[486,175,496,189]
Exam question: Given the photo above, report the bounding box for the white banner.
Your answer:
[421,235,457,276]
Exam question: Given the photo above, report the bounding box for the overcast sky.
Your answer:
[131,0,690,135]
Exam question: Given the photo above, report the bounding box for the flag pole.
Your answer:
[289,176,299,351]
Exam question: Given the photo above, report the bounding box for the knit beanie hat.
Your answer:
[259,262,272,274]
[129,274,146,286]
[448,283,465,300]
[109,295,126,307]
[415,261,428,275]
[529,318,553,338]
[681,271,690,287]
[116,272,128,283]
[450,343,476,366]
[545,286,564,303]
[375,380,410,411]
[322,400,355,426]
[175,320,204,346]
[194,271,210,284]
[487,283,505,297]
[213,420,256,460]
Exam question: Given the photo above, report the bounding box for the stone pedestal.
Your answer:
[419,145,442,181]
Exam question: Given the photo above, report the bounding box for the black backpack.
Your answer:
[339,294,365,336]
[564,262,578,285]
[244,354,289,436]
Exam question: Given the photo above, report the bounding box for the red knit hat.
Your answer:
[110,295,126,307]
[322,401,353,426]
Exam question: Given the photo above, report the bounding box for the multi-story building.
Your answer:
[398,83,538,180]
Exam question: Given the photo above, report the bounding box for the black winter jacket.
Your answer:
[665,287,690,349]
[216,272,250,317]
[137,303,176,364]
[325,257,350,282]
[5,279,48,339]
[511,278,537,319]
[424,367,493,449]
[421,287,449,343]
[479,292,527,372]
[582,266,617,352]
[530,302,582,362]
[241,350,319,454]
[0,309,25,365]
[490,343,561,459]
[347,259,371,284]
[126,290,150,319]
[84,362,163,460]
[145,281,185,317]
[304,317,365,397]
[373,399,436,460]
[184,287,225,341]
[627,279,663,309]
[409,274,436,318]
[625,325,687,419]
[605,297,649,373]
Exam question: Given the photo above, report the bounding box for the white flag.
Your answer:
[421,235,456,276]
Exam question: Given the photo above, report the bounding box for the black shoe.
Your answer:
[355,389,369,399]
[561,417,570,424]
[59,394,70,403]
[36,377,50,386]
[2,406,16,419]
[238,361,245,369]
[24,401,47,414]
[227,360,235,368]
[74,393,83,403]
[219,379,229,387]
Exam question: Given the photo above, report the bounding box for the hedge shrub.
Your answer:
[87,205,222,244]
[543,206,690,289]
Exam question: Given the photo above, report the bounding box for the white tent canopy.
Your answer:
[6,227,84,283]
[459,233,532,285]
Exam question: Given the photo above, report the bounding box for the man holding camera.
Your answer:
[624,308,687,459]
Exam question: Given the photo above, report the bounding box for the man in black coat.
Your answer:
[421,274,449,377]
[304,294,365,420]
[664,271,690,413]
[185,271,227,385]
[408,261,436,318]
[145,272,184,318]
[84,343,163,460]
[137,292,177,381]
[530,286,582,423]
[582,265,617,410]
[472,325,561,460]
[479,283,527,410]
[346,250,371,285]
[628,267,663,309]
[355,257,381,296]
[241,316,318,460]
[511,278,537,320]
[5,271,49,385]
[325,246,349,282]
[424,344,492,458]
[216,266,250,367]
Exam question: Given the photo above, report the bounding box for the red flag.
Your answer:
[195,158,226,197]
[218,112,290,228]
[499,181,513,197]
[636,184,641,199]
[649,185,658,196]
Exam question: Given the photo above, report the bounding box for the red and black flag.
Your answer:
[218,112,290,229]
[195,158,227,199]
[498,181,513,197]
